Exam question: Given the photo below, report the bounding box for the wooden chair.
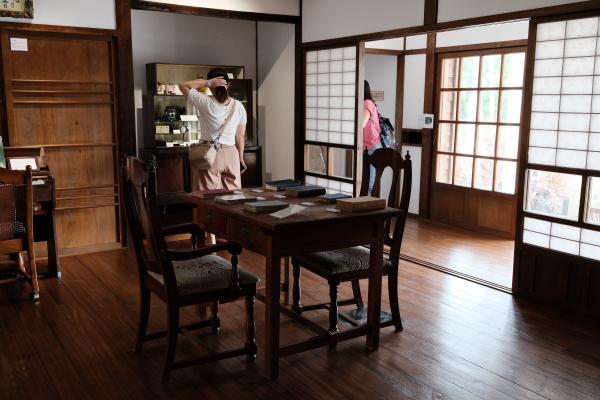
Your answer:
[0,166,39,301]
[291,148,411,333]
[123,156,258,381]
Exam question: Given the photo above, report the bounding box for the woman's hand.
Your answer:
[239,158,247,174]
[207,77,228,89]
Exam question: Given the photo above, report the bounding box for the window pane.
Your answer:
[454,156,473,187]
[441,58,459,89]
[479,90,499,122]
[495,161,517,194]
[460,56,480,88]
[436,154,454,184]
[474,158,494,191]
[502,53,526,87]
[500,90,523,123]
[458,90,477,121]
[438,123,455,153]
[497,126,520,159]
[476,125,496,157]
[525,169,583,220]
[456,124,475,154]
[439,91,458,121]
[587,177,600,225]
[329,147,354,179]
[481,55,501,88]
[305,144,328,175]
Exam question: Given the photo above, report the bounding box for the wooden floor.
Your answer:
[402,217,515,288]
[1,247,599,400]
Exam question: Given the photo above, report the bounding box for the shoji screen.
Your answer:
[520,15,600,258]
[304,45,360,195]
[515,13,600,315]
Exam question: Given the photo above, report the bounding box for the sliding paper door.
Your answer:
[514,13,600,316]
[303,44,362,195]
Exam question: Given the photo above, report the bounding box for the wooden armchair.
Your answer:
[292,148,411,333]
[0,166,39,301]
[123,157,258,381]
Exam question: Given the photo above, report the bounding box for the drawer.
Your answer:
[33,185,53,202]
[227,218,267,255]
[194,207,227,237]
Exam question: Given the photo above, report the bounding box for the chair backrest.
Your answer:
[123,157,177,291]
[359,148,412,260]
[0,167,33,245]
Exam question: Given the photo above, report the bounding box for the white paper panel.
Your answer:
[563,57,595,76]
[581,229,600,246]
[560,95,592,113]
[558,113,590,131]
[591,115,600,132]
[550,237,580,255]
[534,59,563,76]
[580,243,600,260]
[556,149,587,168]
[529,130,557,148]
[592,95,600,113]
[531,112,559,130]
[537,21,565,42]
[535,40,564,59]
[523,230,550,248]
[524,217,551,234]
[589,134,600,151]
[566,17,598,39]
[528,147,556,165]
[557,131,589,150]
[532,95,560,112]
[561,76,593,95]
[587,152,600,170]
[532,77,561,94]
[551,223,581,241]
[564,38,596,58]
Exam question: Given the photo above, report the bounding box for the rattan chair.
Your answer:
[292,149,411,333]
[0,166,39,301]
[123,156,258,381]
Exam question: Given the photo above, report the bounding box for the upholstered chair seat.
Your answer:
[295,247,391,277]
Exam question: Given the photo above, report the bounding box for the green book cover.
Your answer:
[0,136,5,168]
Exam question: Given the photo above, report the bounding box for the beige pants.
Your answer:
[192,145,241,190]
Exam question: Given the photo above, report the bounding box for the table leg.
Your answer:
[265,237,281,379]
[366,221,384,351]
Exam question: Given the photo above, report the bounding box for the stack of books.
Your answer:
[215,194,258,204]
[317,193,352,204]
[243,200,289,214]
[192,188,234,199]
[335,196,386,212]
[284,185,326,198]
[265,179,302,191]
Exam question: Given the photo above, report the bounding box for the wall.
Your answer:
[257,22,296,181]
[0,0,116,29]
[364,54,397,125]
[302,0,424,43]
[436,20,529,47]
[131,9,257,148]
[437,0,587,22]
[143,0,300,16]
[403,54,426,130]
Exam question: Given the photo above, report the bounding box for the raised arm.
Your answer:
[178,77,228,98]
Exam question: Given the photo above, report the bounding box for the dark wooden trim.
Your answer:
[132,0,301,24]
[419,33,436,218]
[435,39,529,54]
[403,48,428,55]
[355,42,365,196]
[365,48,404,56]
[424,0,439,26]
[294,8,303,181]
[301,0,600,48]
[395,55,405,147]
[0,21,115,36]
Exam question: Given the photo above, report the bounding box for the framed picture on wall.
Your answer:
[7,157,38,171]
[0,0,33,19]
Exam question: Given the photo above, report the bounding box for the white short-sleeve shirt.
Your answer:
[187,88,247,146]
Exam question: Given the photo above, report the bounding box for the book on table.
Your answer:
[317,193,352,204]
[284,185,326,198]
[335,196,386,212]
[243,200,289,214]
[265,179,302,191]
[192,188,235,199]
[215,194,258,204]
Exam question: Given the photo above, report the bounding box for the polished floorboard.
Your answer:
[1,247,599,400]
[402,217,515,288]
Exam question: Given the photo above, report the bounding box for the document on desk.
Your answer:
[270,204,307,219]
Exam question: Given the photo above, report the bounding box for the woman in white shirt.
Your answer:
[179,69,247,190]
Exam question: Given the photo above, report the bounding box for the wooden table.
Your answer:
[186,190,400,379]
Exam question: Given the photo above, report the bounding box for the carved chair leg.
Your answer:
[211,301,220,334]
[134,287,151,352]
[388,267,403,332]
[328,280,340,334]
[291,258,302,314]
[351,279,364,309]
[162,305,180,382]
[245,294,257,362]
[28,253,39,302]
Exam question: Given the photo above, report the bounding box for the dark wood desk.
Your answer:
[32,172,60,277]
[186,190,400,379]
